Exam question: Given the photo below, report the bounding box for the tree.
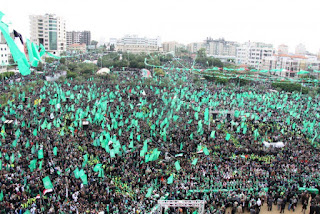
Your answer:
[110,44,115,51]
[60,58,66,64]
[91,40,98,49]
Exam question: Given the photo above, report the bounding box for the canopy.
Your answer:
[96,68,110,75]
[297,70,309,75]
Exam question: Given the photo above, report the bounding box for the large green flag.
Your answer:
[28,159,37,172]
[175,160,181,171]
[53,147,58,156]
[80,173,88,185]
[42,176,53,189]
[192,158,198,165]
[146,187,153,198]
[0,190,3,201]
[38,149,44,159]
[226,133,231,141]
[204,108,209,121]
[0,22,30,75]
[73,168,80,179]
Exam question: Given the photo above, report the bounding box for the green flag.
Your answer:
[192,158,198,165]
[167,174,174,184]
[53,147,58,156]
[146,187,153,198]
[28,159,37,172]
[226,133,231,141]
[38,148,44,159]
[175,160,181,171]
[42,176,53,189]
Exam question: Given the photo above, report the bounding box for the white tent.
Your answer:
[96,68,110,75]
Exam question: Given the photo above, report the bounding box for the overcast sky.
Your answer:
[2,0,320,53]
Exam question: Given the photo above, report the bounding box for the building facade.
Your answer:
[67,43,87,53]
[30,14,66,55]
[66,31,91,47]
[205,37,239,57]
[0,43,9,69]
[261,54,320,78]
[114,35,162,53]
[236,42,275,69]
[278,44,289,55]
[162,41,185,54]
[187,42,206,53]
[295,43,306,55]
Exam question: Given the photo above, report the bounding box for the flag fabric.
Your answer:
[53,147,58,156]
[26,39,39,67]
[43,189,53,195]
[145,187,153,198]
[38,149,44,159]
[167,174,174,184]
[0,190,3,201]
[175,160,181,171]
[42,176,54,189]
[0,22,30,75]
[13,29,25,54]
[0,11,4,21]
[192,158,198,165]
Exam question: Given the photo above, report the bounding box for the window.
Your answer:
[49,31,57,50]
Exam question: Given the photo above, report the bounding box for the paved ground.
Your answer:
[226,202,310,214]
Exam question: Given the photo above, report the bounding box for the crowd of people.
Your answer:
[0,60,320,214]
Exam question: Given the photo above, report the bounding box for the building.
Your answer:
[236,42,275,69]
[205,37,239,57]
[295,43,306,55]
[30,14,66,55]
[0,43,9,70]
[67,43,87,53]
[278,44,289,55]
[114,35,162,53]
[66,31,91,47]
[162,41,185,54]
[187,42,206,53]
[261,54,320,78]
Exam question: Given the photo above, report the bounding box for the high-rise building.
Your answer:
[278,44,289,55]
[66,31,91,47]
[295,43,306,55]
[236,41,275,69]
[30,14,66,55]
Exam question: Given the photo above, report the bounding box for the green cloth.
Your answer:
[175,160,181,171]
[42,176,53,189]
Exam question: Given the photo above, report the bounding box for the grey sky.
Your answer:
[2,0,320,53]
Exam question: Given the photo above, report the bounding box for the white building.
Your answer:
[187,42,206,53]
[205,38,239,57]
[278,44,289,55]
[261,54,320,78]
[162,41,185,54]
[236,42,275,69]
[114,35,162,53]
[30,14,66,55]
[295,43,306,55]
[0,43,9,71]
